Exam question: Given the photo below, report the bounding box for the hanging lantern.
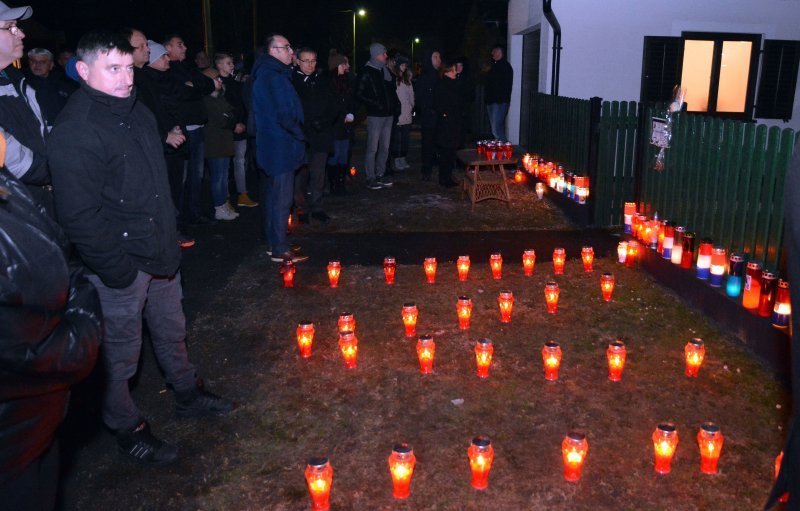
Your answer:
[709,247,727,287]
[552,248,566,274]
[562,431,589,482]
[383,257,396,285]
[542,341,562,381]
[474,339,494,378]
[522,249,536,276]
[544,281,560,314]
[606,340,626,382]
[402,302,419,337]
[684,338,705,377]
[423,257,437,284]
[296,321,315,358]
[726,254,745,297]
[625,241,639,268]
[696,239,713,280]
[388,443,416,499]
[467,436,495,490]
[758,270,777,318]
[457,255,471,282]
[281,260,296,288]
[772,280,791,328]
[600,272,615,302]
[662,222,675,260]
[305,457,333,511]
[617,241,628,264]
[498,290,514,323]
[623,202,636,234]
[327,261,341,288]
[680,232,695,269]
[697,422,724,474]
[416,335,435,375]
[535,182,545,200]
[457,295,472,330]
[670,227,685,265]
[490,253,503,280]
[338,312,355,334]
[742,261,763,310]
[338,331,358,369]
[581,246,594,272]
[652,423,679,475]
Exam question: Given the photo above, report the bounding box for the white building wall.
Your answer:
[506,0,800,144]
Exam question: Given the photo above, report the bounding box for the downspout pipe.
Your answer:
[543,0,561,96]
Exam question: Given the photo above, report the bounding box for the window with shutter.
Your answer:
[640,36,681,106]
[755,40,800,121]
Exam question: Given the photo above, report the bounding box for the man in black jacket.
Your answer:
[48,31,235,467]
[485,44,513,141]
[413,49,441,181]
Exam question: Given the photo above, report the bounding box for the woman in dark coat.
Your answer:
[432,59,463,187]
[327,53,357,194]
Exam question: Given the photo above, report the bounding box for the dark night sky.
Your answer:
[20,0,507,64]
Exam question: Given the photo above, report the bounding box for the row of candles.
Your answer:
[303,422,743,510]
[620,202,791,329]
[520,153,590,204]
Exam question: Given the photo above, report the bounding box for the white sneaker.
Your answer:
[224,202,240,218]
[214,205,238,221]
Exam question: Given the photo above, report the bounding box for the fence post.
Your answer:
[586,97,602,226]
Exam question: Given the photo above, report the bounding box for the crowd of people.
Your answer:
[0,0,514,508]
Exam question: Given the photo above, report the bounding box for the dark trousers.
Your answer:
[438,146,455,183]
[392,124,411,158]
[0,441,58,511]
[420,123,436,175]
[165,154,186,223]
[294,151,327,214]
[260,169,294,253]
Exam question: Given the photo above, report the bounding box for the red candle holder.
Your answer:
[338,331,358,369]
[327,261,341,288]
[522,249,536,276]
[625,241,639,268]
[617,241,628,264]
[337,312,355,334]
[581,246,594,272]
[552,247,566,274]
[305,457,333,511]
[457,295,472,330]
[402,302,419,337]
[498,290,514,323]
[514,170,524,183]
[416,335,435,374]
[684,338,705,377]
[281,260,296,288]
[541,340,562,381]
[388,443,416,499]
[697,422,724,474]
[349,166,357,176]
[383,257,396,285]
[467,436,495,490]
[457,255,470,282]
[474,339,493,378]
[296,321,315,358]
[652,423,679,474]
[600,272,615,302]
[606,340,626,381]
[424,257,437,284]
[490,253,503,279]
[562,431,589,482]
[758,270,777,318]
[544,281,560,314]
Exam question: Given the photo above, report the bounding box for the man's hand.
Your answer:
[166,127,186,148]
[234,123,246,134]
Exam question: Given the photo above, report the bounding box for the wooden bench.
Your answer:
[457,149,517,211]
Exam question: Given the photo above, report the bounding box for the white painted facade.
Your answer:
[505,0,800,143]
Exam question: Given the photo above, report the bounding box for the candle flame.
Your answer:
[566,451,583,464]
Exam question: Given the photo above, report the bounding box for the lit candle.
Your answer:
[535,182,545,199]
[662,222,675,259]
[680,232,695,269]
[416,335,435,375]
[305,457,333,511]
[758,270,777,318]
[606,340,626,382]
[338,331,358,369]
[575,246,592,273]
[457,255,470,282]
[281,260,296,288]
[514,170,524,183]
[541,341,562,381]
[657,220,666,253]
[349,166,357,176]
[388,443,416,499]
[709,247,727,287]
[670,227,684,265]
[383,257,396,284]
[424,257,437,284]
[522,249,536,276]
[552,248,566,274]
[600,272,615,302]
[402,302,419,337]
[296,321,315,358]
[649,219,660,249]
[490,253,503,279]
[544,281,560,314]
[617,241,628,264]
[623,202,636,234]
[696,239,713,280]
[562,431,589,482]
[726,254,744,297]
[467,436,495,490]
[457,295,472,330]
[697,422,724,474]
[684,338,705,377]
[652,423,679,475]
[498,290,514,323]
[327,261,341,288]
[338,312,355,334]
[743,261,763,310]
[474,339,493,378]
[772,279,791,328]
[625,241,639,268]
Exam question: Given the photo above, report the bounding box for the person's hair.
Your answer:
[395,63,412,86]
[214,52,233,66]
[295,47,316,60]
[77,30,134,65]
[491,44,505,54]
[439,59,456,77]
[162,34,183,46]
[27,48,53,60]
[120,27,143,41]
[264,33,285,51]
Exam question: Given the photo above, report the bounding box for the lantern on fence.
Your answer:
[662,222,675,259]
[542,341,562,381]
[338,312,355,334]
[338,331,358,369]
[553,248,566,274]
[416,335,435,374]
[327,261,341,288]
[697,423,724,474]
[383,257,396,284]
[535,182,545,200]
[680,232,695,269]
[402,302,419,337]
[388,443,416,499]
[498,290,514,323]
[696,239,713,280]
[758,270,777,318]
[743,261,763,310]
[600,272,615,302]
[423,257,437,284]
[457,255,471,282]
[457,296,472,330]
[581,246,594,272]
[623,202,636,234]
[685,338,705,377]
[726,254,745,297]
[522,249,536,276]
[467,436,495,490]
[709,247,727,287]
[606,340,626,382]
[490,253,503,279]
[617,241,628,264]
[281,260,296,288]
[474,339,494,378]
[652,423,679,475]
[296,321,315,358]
[305,457,333,511]
[671,227,685,265]
[773,280,791,328]
[544,281,560,314]
[562,432,589,482]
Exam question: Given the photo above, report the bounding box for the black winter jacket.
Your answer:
[0,165,101,484]
[355,63,399,117]
[133,66,186,157]
[484,58,513,104]
[221,75,247,141]
[433,76,465,149]
[48,84,181,289]
[330,73,357,141]
[165,60,215,126]
[293,69,336,153]
[413,51,440,129]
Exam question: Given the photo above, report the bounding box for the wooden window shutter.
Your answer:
[640,36,681,106]
[755,39,800,121]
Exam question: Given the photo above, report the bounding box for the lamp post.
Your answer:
[351,8,366,69]
[411,37,420,67]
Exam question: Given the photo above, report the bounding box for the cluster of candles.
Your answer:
[476,139,513,160]
[620,203,791,329]
[520,153,590,204]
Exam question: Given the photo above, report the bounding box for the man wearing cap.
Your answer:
[25,48,76,128]
[355,42,399,190]
[0,1,53,215]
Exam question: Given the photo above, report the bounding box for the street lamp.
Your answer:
[411,37,420,68]
[353,8,366,69]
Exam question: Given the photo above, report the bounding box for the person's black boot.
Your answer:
[336,165,347,194]
[116,421,178,466]
[327,164,338,195]
[175,379,237,418]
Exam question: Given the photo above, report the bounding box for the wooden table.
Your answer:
[457,149,518,211]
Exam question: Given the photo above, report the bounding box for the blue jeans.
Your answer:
[328,139,350,166]
[260,169,294,254]
[185,127,206,219]
[487,103,509,141]
[207,157,231,207]
[87,271,196,431]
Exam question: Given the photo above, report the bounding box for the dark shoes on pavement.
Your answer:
[175,382,238,418]
[117,421,178,466]
[271,251,310,263]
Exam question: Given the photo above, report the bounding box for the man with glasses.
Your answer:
[0,1,52,216]
[252,34,309,262]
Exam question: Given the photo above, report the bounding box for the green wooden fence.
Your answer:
[594,101,639,228]
[529,93,591,172]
